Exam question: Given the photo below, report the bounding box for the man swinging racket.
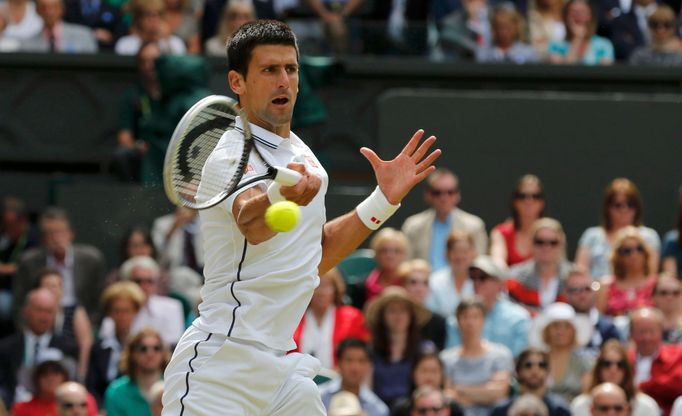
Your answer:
[161,20,441,416]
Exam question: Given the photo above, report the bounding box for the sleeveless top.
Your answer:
[605,275,656,316]
[494,222,532,266]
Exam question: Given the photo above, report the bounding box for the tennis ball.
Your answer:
[265,201,301,232]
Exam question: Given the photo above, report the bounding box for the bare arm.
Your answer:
[74,306,93,381]
[648,251,660,275]
[574,246,592,272]
[595,280,609,313]
[662,257,677,275]
[451,370,511,404]
[490,228,507,265]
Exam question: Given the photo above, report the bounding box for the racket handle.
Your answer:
[274,167,302,186]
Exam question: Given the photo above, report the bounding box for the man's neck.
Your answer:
[435,209,451,222]
[341,381,360,397]
[520,384,546,397]
[135,370,161,391]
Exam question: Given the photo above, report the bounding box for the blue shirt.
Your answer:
[548,35,614,65]
[445,297,530,356]
[426,268,475,318]
[319,378,389,416]
[430,215,452,272]
[662,230,682,275]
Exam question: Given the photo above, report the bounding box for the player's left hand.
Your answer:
[360,129,441,205]
[279,162,322,206]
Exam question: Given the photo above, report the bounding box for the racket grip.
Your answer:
[274,168,302,186]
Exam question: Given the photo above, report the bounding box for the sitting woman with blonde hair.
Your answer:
[364,227,410,302]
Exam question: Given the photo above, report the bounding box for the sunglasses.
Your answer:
[566,286,592,294]
[617,245,644,256]
[134,344,162,353]
[60,401,88,409]
[522,360,548,370]
[594,404,626,413]
[132,277,155,285]
[430,188,458,197]
[655,289,681,297]
[649,20,674,29]
[415,405,445,415]
[407,278,429,286]
[533,238,559,247]
[514,192,543,201]
[610,201,635,210]
[598,359,626,369]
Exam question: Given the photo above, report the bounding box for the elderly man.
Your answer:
[590,383,630,416]
[410,386,452,416]
[56,382,90,416]
[628,307,682,415]
[402,168,487,271]
[20,0,97,52]
[445,255,530,356]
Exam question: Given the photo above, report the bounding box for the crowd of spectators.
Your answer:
[3,168,682,416]
[2,0,682,64]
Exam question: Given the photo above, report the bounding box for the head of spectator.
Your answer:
[515,348,551,395]
[529,302,592,351]
[335,338,372,396]
[131,0,166,42]
[469,255,508,311]
[1,196,30,243]
[40,207,74,261]
[36,268,64,306]
[508,394,549,416]
[328,391,367,416]
[120,225,157,265]
[369,228,409,287]
[32,358,69,400]
[309,267,345,317]
[647,6,679,49]
[424,169,461,222]
[365,286,430,362]
[446,231,477,280]
[629,307,664,357]
[590,383,630,416]
[511,174,545,231]
[589,339,636,402]
[121,255,161,301]
[217,0,256,47]
[652,273,681,333]
[562,0,596,41]
[410,386,451,416]
[36,0,64,30]
[119,328,170,382]
[400,260,432,305]
[101,281,146,341]
[531,218,566,265]
[491,3,525,49]
[602,178,642,232]
[563,267,598,314]
[609,226,652,281]
[24,288,58,335]
[55,381,89,416]
[149,380,164,416]
[136,42,162,89]
[410,351,446,391]
[455,297,486,343]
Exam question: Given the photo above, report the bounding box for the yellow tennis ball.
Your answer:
[265,201,301,232]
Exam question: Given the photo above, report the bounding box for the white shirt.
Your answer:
[194,118,329,352]
[47,248,76,306]
[426,268,474,318]
[24,329,52,366]
[0,1,43,40]
[635,352,656,385]
[101,335,123,382]
[300,307,335,369]
[114,35,187,55]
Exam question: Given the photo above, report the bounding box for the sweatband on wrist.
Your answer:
[267,182,286,204]
[356,186,400,230]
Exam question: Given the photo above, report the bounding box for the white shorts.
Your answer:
[161,326,325,416]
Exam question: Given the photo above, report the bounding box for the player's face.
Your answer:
[231,44,299,136]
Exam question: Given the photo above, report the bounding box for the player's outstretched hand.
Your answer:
[279,162,322,206]
[360,129,441,205]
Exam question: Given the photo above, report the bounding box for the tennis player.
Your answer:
[162,20,441,416]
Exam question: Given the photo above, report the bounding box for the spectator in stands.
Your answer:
[86,281,145,406]
[63,0,125,50]
[318,338,389,416]
[491,174,545,267]
[476,3,539,63]
[0,196,39,336]
[548,0,614,64]
[528,0,565,58]
[508,394,549,416]
[628,307,682,415]
[162,0,199,53]
[14,207,106,320]
[114,0,185,55]
[0,288,77,408]
[204,0,255,57]
[328,391,368,416]
[652,273,682,343]
[402,260,447,350]
[391,352,465,416]
[104,328,169,416]
[437,0,492,60]
[563,267,622,352]
[576,178,661,280]
[508,218,572,314]
[529,302,594,403]
[589,383,631,416]
[662,184,682,276]
[12,359,98,416]
[293,268,369,371]
[364,0,431,55]
[571,339,660,416]
[36,268,92,381]
[20,0,97,52]
[151,207,203,274]
[109,225,159,285]
[365,228,409,302]
[602,0,658,61]
[303,0,363,54]
[410,386,457,416]
[630,5,682,65]
[426,231,476,319]
[149,381,163,416]
[365,286,432,406]
[445,255,531,356]
[402,168,487,270]
[596,227,656,317]
[0,0,42,51]
[441,298,514,416]
[492,348,571,416]
[56,381,95,416]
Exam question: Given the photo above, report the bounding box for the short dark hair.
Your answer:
[335,337,370,362]
[227,20,299,77]
[515,347,549,375]
[455,297,486,319]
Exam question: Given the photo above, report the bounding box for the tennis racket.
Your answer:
[163,95,301,210]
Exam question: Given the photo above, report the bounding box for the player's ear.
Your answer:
[228,70,245,95]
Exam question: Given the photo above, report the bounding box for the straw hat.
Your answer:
[529,302,593,350]
[365,286,432,329]
[328,391,367,416]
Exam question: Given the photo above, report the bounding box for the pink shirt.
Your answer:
[605,275,656,316]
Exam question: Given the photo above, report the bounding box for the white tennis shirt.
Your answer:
[194,118,328,352]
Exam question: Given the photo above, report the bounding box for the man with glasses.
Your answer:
[402,168,487,271]
[590,383,630,416]
[56,381,90,416]
[563,267,622,353]
[492,348,571,416]
[410,386,451,416]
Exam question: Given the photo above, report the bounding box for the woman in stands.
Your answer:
[528,0,565,59]
[651,273,682,343]
[401,259,447,350]
[427,231,476,318]
[630,5,682,66]
[364,228,409,302]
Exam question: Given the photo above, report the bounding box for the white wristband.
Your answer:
[356,186,400,230]
[267,182,286,204]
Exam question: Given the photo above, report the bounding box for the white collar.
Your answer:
[47,245,74,268]
[235,116,285,149]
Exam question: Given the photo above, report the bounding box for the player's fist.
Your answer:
[279,162,321,206]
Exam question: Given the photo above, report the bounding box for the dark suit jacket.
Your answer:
[601,9,646,60]
[0,331,78,407]
[491,393,571,416]
[369,0,431,21]
[63,0,126,50]
[14,244,106,319]
[86,338,121,406]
